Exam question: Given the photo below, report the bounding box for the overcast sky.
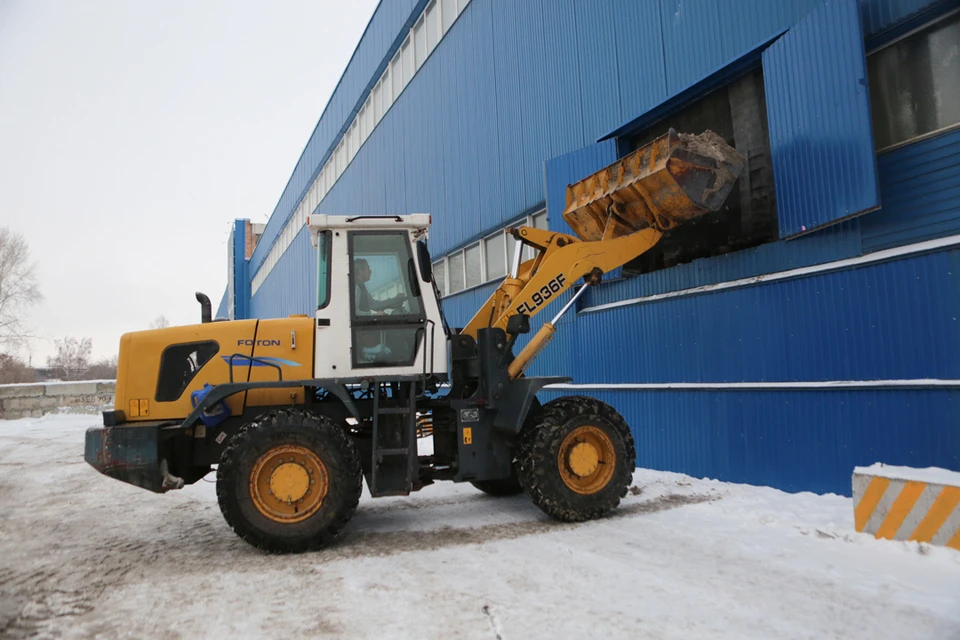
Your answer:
[0,0,378,364]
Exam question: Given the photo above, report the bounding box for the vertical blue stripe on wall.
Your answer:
[763,0,881,238]
[232,220,249,320]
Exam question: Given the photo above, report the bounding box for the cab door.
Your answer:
[346,230,429,376]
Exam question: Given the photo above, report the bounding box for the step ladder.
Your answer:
[369,381,418,497]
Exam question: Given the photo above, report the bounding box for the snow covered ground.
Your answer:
[1,414,958,639]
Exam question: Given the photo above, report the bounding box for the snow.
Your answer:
[0,379,114,388]
[855,463,960,487]
[1,414,959,639]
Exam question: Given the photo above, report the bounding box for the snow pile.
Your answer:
[0,415,958,639]
[855,462,960,487]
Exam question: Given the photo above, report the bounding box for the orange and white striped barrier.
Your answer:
[853,464,960,550]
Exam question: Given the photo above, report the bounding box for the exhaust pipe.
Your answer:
[195,292,212,323]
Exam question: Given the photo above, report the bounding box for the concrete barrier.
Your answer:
[0,380,115,419]
[853,463,960,550]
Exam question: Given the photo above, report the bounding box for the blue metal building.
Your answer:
[218,0,960,495]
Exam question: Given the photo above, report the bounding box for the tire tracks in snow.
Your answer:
[0,422,718,638]
[333,493,716,560]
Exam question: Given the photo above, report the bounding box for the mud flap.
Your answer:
[84,425,169,493]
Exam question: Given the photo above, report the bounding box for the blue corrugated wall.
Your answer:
[216,289,228,320]
[764,0,880,237]
[248,0,421,277]
[245,0,945,286]
[250,227,316,318]
[244,0,946,317]
[235,0,959,495]
[861,128,960,251]
[537,387,959,495]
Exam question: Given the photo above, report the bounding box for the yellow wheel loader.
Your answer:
[85,129,744,553]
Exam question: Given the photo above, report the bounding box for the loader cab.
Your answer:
[308,214,448,380]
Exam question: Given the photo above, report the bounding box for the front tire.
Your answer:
[216,409,362,553]
[516,396,634,522]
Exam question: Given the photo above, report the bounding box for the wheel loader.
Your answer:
[85,129,744,553]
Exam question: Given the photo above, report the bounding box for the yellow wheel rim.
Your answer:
[250,445,328,524]
[558,426,616,495]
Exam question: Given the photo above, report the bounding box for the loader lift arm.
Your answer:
[461,225,663,377]
[461,128,745,378]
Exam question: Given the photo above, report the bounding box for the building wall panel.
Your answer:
[216,289,229,320]
[249,0,420,275]
[458,4,503,236]
[860,0,948,36]
[614,1,668,124]
[248,0,945,294]
[530,248,960,384]
[537,387,960,495]
[584,221,863,309]
[249,226,315,319]
[764,0,881,238]
[513,0,554,215]
[573,1,625,144]
[538,0,586,156]
[490,1,528,219]
[861,128,960,252]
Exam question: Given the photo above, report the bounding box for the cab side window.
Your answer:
[155,341,219,401]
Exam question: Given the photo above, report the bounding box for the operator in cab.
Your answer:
[352,258,406,315]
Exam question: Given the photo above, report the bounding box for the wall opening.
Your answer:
[618,68,777,276]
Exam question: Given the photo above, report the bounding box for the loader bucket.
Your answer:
[562,128,745,242]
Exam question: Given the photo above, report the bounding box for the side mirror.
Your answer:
[416,241,433,283]
[506,314,530,335]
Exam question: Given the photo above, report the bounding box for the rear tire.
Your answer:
[516,395,634,522]
[216,409,362,553]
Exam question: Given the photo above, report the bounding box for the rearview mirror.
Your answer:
[416,241,432,283]
[506,314,530,335]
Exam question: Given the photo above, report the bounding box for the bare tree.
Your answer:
[149,314,170,329]
[0,353,37,384]
[0,227,43,352]
[86,354,118,380]
[47,337,92,381]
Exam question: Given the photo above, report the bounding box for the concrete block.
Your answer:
[60,394,113,408]
[0,381,118,420]
[45,382,101,397]
[6,396,61,411]
[0,384,44,399]
[854,464,960,550]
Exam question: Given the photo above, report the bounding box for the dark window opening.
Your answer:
[155,341,219,402]
[620,68,777,276]
[868,12,960,151]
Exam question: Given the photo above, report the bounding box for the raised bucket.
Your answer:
[562,128,746,242]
